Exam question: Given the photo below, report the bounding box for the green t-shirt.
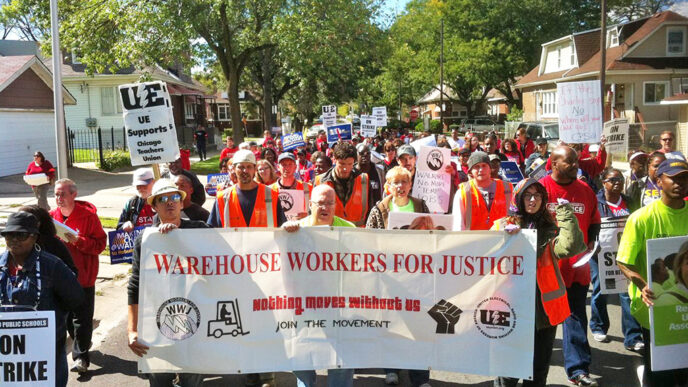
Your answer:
[616,199,688,328]
[389,199,415,213]
[299,216,355,228]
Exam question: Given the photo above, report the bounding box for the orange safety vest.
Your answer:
[314,173,369,227]
[216,184,279,228]
[460,179,512,230]
[271,180,312,213]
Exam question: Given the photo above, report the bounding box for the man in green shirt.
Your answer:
[617,157,688,386]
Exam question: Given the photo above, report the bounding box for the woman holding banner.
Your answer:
[492,178,586,387]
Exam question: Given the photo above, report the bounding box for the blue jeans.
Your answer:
[56,341,68,387]
[293,369,354,387]
[562,283,591,379]
[383,369,430,386]
[589,256,643,347]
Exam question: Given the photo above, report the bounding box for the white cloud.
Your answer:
[671,0,688,17]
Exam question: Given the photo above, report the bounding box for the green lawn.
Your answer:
[99,216,119,229]
[191,155,221,175]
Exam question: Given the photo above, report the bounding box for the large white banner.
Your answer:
[557,80,603,144]
[0,311,55,386]
[119,81,180,166]
[138,228,536,379]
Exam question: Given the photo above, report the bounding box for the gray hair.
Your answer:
[55,178,77,193]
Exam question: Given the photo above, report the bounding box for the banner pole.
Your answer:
[152,163,161,180]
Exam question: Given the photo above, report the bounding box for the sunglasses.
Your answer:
[661,138,673,142]
[157,193,182,204]
[3,232,32,242]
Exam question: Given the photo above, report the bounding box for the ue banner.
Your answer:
[0,310,55,385]
[138,228,537,378]
[326,123,352,143]
[108,226,146,264]
[281,132,306,151]
[500,161,524,184]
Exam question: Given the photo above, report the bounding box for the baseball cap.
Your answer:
[232,149,257,165]
[1,212,39,236]
[656,158,688,177]
[397,144,416,158]
[488,154,501,162]
[147,179,186,205]
[535,137,548,145]
[132,168,154,186]
[468,151,490,171]
[278,152,296,163]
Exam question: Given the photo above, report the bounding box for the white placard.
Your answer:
[557,80,603,144]
[360,115,377,138]
[23,173,49,186]
[598,217,629,294]
[119,81,180,166]
[412,146,451,213]
[322,105,337,128]
[0,310,55,386]
[138,228,536,379]
[277,189,306,220]
[53,219,79,239]
[373,106,387,127]
[410,135,437,155]
[602,119,629,156]
[387,212,454,230]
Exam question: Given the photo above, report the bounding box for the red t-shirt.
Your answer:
[135,204,156,227]
[606,198,630,217]
[220,147,238,161]
[539,175,601,287]
[26,160,55,181]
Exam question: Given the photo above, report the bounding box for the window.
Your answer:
[643,81,669,105]
[667,27,685,56]
[100,87,122,115]
[71,52,82,65]
[672,78,688,94]
[557,46,562,68]
[541,91,557,117]
[218,105,230,121]
[607,29,619,48]
[185,101,196,119]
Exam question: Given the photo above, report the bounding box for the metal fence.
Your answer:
[67,127,128,165]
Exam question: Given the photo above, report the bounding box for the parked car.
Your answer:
[460,117,503,133]
[515,121,560,149]
[306,124,325,139]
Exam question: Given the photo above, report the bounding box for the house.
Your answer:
[516,11,688,148]
[661,93,688,155]
[205,90,259,135]
[0,55,76,177]
[417,85,487,124]
[485,88,518,123]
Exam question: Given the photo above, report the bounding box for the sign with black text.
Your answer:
[412,146,451,213]
[360,115,377,138]
[602,119,629,156]
[119,81,180,166]
[322,105,337,128]
[0,310,55,385]
[598,217,628,294]
[109,226,146,264]
[557,80,603,144]
[373,106,387,127]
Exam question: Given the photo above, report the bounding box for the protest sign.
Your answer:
[0,310,55,385]
[372,106,387,127]
[500,161,524,184]
[410,135,437,155]
[557,80,603,144]
[598,217,629,294]
[360,115,377,138]
[528,159,548,180]
[602,119,629,156]
[205,173,230,196]
[647,236,688,371]
[322,105,337,127]
[108,226,146,264]
[22,173,49,186]
[387,212,453,230]
[281,132,306,151]
[119,81,180,166]
[277,189,306,220]
[138,227,536,378]
[326,123,353,143]
[371,150,385,164]
[412,146,451,213]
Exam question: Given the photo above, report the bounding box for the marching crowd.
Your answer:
[3,126,688,387]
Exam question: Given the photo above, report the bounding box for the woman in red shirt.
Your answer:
[25,151,55,211]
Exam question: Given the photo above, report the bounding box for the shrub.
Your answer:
[98,150,131,171]
[415,121,425,132]
[224,129,233,139]
[429,120,441,133]
[506,107,523,122]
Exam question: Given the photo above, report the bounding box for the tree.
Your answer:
[0,0,47,40]
[609,0,674,22]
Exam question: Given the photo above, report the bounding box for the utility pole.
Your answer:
[439,19,444,132]
[50,0,68,178]
[600,0,607,124]
[398,78,402,121]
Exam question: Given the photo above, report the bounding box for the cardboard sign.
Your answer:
[598,217,629,294]
[23,173,49,186]
[0,310,55,385]
[277,189,306,220]
[119,81,180,166]
[372,106,387,127]
[387,212,454,230]
[108,226,146,264]
[412,146,451,213]
[528,159,548,181]
[557,80,603,144]
[360,115,377,138]
[281,132,306,151]
[500,161,524,184]
[205,173,231,196]
[322,105,337,128]
[602,119,629,156]
[326,123,352,143]
[647,236,688,371]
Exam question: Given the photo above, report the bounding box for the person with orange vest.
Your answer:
[271,152,311,220]
[491,178,586,387]
[451,151,513,231]
[207,149,287,229]
[314,141,371,227]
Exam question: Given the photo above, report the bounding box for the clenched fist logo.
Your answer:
[428,299,462,334]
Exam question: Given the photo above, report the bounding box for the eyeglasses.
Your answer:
[310,200,335,208]
[523,193,542,201]
[33,154,40,158]
[257,168,270,173]
[3,232,32,242]
[157,193,181,204]
[661,137,673,142]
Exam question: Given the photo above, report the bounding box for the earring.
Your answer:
[34,243,42,252]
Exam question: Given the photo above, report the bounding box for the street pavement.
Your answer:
[0,159,646,387]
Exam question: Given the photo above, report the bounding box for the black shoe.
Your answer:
[568,374,598,386]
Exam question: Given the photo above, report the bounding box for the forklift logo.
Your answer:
[156,297,201,341]
[208,299,251,338]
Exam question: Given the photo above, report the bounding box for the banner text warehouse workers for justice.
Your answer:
[150,251,525,276]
